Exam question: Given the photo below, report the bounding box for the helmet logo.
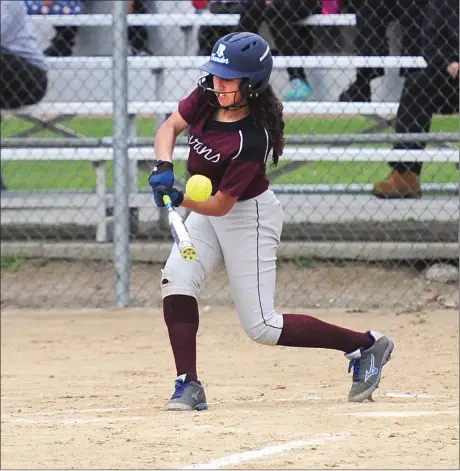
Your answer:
[259,45,270,62]
[211,44,229,64]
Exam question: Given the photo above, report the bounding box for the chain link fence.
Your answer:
[1,0,458,311]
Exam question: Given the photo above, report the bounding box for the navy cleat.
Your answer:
[346,330,394,402]
[164,374,208,411]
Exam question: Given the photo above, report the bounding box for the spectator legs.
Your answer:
[0,172,6,191]
[354,0,393,82]
[391,66,459,174]
[399,0,428,78]
[267,0,321,101]
[373,66,459,198]
[340,0,428,102]
[205,0,321,100]
[44,0,152,57]
[238,0,266,34]
[44,26,78,57]
[197,26,235,56]
[339,0,392,101]
[267,0,312,82]
[0,53,48,109]
[128,0,152,55]
[0,53,49,193]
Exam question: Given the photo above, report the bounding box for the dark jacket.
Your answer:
[423,0,459,70]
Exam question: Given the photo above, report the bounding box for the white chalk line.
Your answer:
[2,407,131,418]
[230,391,441,404]
[1,392,442,407]
[384,392,440,399]
[7,416,145,425]
[181,433,347,469]
[344,410,458,418]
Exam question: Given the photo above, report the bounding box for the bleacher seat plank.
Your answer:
[2,147,457,163]
[43,55,427,70]
[0,191,102,209]
[28,13,357,28]
[16,101,402,116]
[2,193,457,226]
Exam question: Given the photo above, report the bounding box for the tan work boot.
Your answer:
[372,170,421,198]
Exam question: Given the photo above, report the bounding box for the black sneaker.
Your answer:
[131,47,153,56]
[44,41,73,57]
[338,81,371,102]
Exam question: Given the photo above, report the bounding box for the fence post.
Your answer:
[112,1,130,307]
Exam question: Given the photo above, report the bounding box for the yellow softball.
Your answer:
[185,174,212,202]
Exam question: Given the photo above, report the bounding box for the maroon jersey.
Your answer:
[178,87,271,201]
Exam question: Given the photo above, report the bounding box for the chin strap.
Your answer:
[198,77,250,111]
[213,102,249,111]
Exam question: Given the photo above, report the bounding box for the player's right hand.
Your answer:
[153,185,184,208]
[148,160,175,190]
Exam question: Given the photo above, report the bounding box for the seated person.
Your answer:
[372,0,459,198]
[1,0,48,109]
[239,0,322,101]
[195,0,321,101]
[193,0,236,55]
[1,0,49,190]
[339,0,428,102]
[42,0,152,56]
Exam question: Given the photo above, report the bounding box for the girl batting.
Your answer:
[148,32,394,411]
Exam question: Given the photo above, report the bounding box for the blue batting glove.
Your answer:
[153,185,184,208]
[148,160,174,190]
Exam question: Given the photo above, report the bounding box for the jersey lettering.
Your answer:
[188,134,221,163]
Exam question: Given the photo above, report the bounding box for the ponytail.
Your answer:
[248,85,285,166]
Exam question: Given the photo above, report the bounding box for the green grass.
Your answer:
[1,115,458,190]
[0,255,23,272]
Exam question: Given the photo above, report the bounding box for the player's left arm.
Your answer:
[181,192,238,217]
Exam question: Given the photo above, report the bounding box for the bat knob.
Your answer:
[181,246,197,262]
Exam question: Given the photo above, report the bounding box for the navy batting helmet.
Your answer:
[200,32,273,97]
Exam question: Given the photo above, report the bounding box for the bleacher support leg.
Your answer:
[95,161,108,243]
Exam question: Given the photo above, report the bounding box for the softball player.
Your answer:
[148,32,394,411]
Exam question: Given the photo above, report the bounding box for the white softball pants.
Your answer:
[161,189,284,345]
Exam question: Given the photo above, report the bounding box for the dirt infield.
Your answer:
[1,306,458,469]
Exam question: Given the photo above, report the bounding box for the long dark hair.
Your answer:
[248,85,285,167]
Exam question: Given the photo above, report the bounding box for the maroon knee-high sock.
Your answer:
[163,295,199,381]
[277,314,373,353]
